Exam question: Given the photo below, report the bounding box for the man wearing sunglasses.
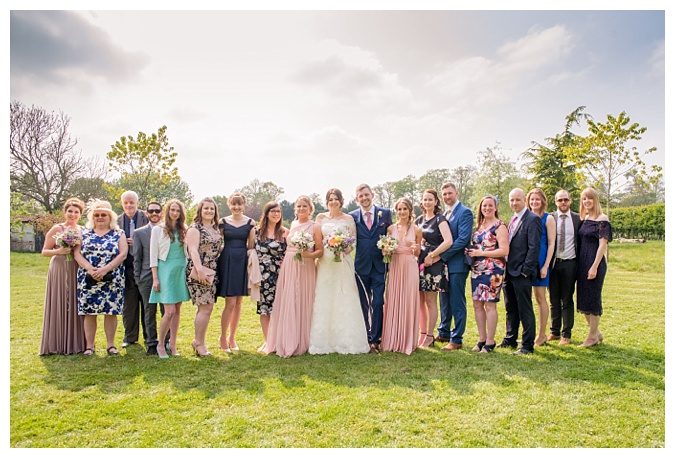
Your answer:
[548,190,582,345]
[132,201,169,355]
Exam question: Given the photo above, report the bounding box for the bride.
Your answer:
[309,188,370,355]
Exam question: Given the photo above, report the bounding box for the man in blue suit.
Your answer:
[350,183,392,354]
[437,183,474,351]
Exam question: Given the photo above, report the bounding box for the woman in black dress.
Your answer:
[577,187,612,348]
[415,189,453,348]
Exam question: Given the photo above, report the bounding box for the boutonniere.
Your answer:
[377,210,382,219]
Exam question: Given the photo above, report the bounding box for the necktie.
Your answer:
[365,212,372,230]
[559,214,567,254]
[445,209,452,219]
[129,217,135,235]
[508,216,518,241]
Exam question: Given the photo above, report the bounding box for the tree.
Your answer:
[448,165,477,209]
[472,144,524,216]
[566,111,661,217]
[522,106,588,211]
[418,168,450,193]
[106,126,193,208]
[235,179,285,221]
[10,101,89,213]
[372,181,397,209]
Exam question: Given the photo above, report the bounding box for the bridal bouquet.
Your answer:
[377,234,399,264]
[53,227,81,261]
[290,230,315,261]
[324,229,356,262]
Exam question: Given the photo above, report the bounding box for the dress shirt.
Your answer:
[556,211,576,260]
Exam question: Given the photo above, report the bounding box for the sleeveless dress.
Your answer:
[185,223,222,306]
[149,235,190,304]
[309,217,370,355]
[254,227,287,315]
[381,224,420,355]
[77,229,125,315]
[415,214,449,291]
[265,220,317,357]
[216,218,252,297]
[532,212,551,287]
[470,220,507,302]
[40,224,86,355]
[577,220,613,316]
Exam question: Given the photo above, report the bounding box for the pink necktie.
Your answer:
[365,212,373,230]
[508,216,518,235]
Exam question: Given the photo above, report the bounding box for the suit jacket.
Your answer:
[132,223,153,283]
[506,209,541,278]
[550,210,582,269]
[117,211,150,268]
[439,202,474,273]
[349,206,392,276]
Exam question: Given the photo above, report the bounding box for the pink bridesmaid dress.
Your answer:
[381,224,420,355]
[265,220,317,358]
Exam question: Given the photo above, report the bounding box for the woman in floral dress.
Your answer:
[465,195,509,353]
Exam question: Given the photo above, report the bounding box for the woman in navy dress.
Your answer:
[527,188,556,346]
[577,187,612,348]
[216,192,255,352]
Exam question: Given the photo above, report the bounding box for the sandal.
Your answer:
[106,346,119,356]
[472,341,486,352]
[481,343,496,353]
[83,347,94,356]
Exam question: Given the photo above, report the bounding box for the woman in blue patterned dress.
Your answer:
[465,195,509,353]
[254,202,288,353]
[150,199,190,358]
[73,199,128,356]
[527,188,556,346]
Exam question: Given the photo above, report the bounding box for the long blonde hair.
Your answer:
[580,187,603,219]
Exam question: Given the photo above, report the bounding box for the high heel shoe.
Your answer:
[481,343,496,353]
[579,335,600,348]
[419,334,435,348]
[472,341,486,352]
[191,340,212,357]
[598,333,604,343]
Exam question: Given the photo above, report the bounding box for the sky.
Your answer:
[8,3,667,206]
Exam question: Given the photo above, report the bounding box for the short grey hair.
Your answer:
[120,190,139,203]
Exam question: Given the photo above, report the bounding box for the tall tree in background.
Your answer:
[448,165,477,209]
[472,144,524,216]
[106,125,193,208]
[373,181,397,209]
[235,179,285,221]
[418,168,450,194]
[10,101,89,213]
[565,111,661,218]
[522,106,588,211]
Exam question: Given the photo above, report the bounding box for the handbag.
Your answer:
[85,272,114,286]
[189,266,216,286]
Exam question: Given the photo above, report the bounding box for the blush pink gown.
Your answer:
[265,220,317,358]
[381,224,420,355]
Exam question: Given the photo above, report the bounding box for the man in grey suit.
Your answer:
[132,201,166,356]
[117,190,149,348]
[548,189,582,345]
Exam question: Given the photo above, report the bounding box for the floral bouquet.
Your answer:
[53,227,81,261]
[290,230,315,261]
[377,234,399,263]
[324,229,356,262]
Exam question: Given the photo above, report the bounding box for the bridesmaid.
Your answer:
[265,195,323,358]
[216,192,255,352]
[40,197,86,355]
[254,201,289,353]
[415,189,453,348]
[527,188,556,346]
[577,187,612,347]
[150,199,190,358]
[186,197,223,357]
[381,197,422,355]
[465,195,509,353]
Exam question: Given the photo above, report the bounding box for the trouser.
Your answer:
[503,273,535,351]
[548,259,577,339]
[137,274,168,348]
[123,271,147,344]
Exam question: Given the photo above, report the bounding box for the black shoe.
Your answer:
[513,347,533,355]
[496,341,517,349]
[435,335,451,343]
[146,345,158,356]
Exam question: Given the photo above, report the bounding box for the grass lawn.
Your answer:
[9,242,665,447]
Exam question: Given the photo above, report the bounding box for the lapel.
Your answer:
[370,206,379,232]
[511,209,529,239]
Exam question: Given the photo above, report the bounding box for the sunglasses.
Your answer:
[556,198,570,203]
[93,213,109,218]
[147,209,162,214]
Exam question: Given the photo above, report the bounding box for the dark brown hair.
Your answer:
[258,201,285,242]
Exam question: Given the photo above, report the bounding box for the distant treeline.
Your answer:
[608,203,664,240]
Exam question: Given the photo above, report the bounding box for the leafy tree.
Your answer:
[106,126,193,208]
[392,174,419,202]
[522,106,588,211]
[10,101,90,213]
[212,195,231,218]
[471,144,524,216]
[373,181,397,209]
[565,111,661,218]
[418,168,450,193]
[235,179,285,221]
[279,199,296,225]
[448,165,477,209]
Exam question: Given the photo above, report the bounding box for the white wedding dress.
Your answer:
[309,217,370,355]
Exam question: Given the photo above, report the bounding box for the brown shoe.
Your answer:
[369,343,380,354]
[559,337,571,345]
[441,342,463,351]
[435,336,450,343]
[547,334,561,341]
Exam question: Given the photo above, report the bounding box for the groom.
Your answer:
[350,183,392,354]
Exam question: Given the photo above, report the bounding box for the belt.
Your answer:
[556,258,576,262]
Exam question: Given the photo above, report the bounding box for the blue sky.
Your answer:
[8,4,666,205]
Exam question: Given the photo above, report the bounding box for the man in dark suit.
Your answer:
[117,190,149,348]
[437,182,474,351]
[132,201,167,356]
[350,183,392,354]
[548,189,582,345]
[499,188,541,355]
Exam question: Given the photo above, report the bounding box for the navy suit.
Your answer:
[502,209,541,352]
[350,206,392,345]
[438,202,474,343]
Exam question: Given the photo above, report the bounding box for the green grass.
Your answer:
[9,242,665,447]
